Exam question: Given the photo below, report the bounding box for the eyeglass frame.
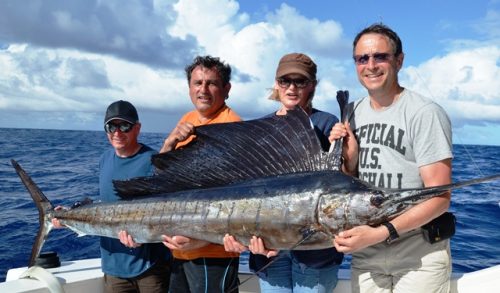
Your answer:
[276,77,315,89]
[353,52,396,65]
[104,121,135,134]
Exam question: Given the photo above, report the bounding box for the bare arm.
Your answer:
[390,159,451,234]
[334,159,452,253]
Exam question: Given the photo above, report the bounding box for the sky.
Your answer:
[0,0,499,146]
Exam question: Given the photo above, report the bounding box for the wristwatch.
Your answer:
[381,222,399,244]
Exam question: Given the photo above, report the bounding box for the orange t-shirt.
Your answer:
[173,104,241,260]
[175,104,242,149]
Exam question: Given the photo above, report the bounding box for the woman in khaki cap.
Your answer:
[225,53,344,292]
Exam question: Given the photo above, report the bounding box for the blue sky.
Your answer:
[0,0,499,145]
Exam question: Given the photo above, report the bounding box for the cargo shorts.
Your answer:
[351,228,451,293]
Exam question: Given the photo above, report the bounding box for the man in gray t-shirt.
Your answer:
[330,23,453,293]
[352,89,452,190]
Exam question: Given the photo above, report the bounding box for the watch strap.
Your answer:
[381,222,399,244]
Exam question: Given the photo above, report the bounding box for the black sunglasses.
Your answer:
[277,77,313,89]
[353,52,394,65]
[104,121,134,134]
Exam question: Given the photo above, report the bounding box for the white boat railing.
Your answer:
[2,258,500,293]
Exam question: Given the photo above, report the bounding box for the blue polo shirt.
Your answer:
[99,144,170,278]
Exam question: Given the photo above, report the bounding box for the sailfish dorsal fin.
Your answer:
[114,108,341,198]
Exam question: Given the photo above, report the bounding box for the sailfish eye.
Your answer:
[370,191,385,207]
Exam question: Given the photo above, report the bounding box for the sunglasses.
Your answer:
[104,121,134,134]
[353,52,394,65]
[277,78,313,89]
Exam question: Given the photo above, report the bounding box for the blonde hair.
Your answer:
[267,88,280,101]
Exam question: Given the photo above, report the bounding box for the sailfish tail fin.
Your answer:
[11,159,53,267]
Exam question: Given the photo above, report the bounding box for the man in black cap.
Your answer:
[54,100,172,293]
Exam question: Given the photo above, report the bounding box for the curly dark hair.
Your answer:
[353,23,403,56]
[184,55,232,86]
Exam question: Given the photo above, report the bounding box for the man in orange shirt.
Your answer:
[160,55,241,292]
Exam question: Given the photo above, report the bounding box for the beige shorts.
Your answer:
[351,229,451,293]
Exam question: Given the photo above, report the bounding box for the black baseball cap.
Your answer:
[104,100,139,125]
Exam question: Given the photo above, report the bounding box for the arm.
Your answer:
[160,122,195,153]
[334,159,452,253]
[390,159,451,234]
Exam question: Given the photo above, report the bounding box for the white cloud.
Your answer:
[169,0,243,42]
[402,46,500,123]
[0,0,351,122]
[473,9,500,38]
[0,0,197,69]
[265,4,347,57]
[166,0,351,117]
[0,44,191,116]
[0,0,498,146]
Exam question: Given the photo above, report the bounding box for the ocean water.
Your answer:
[1,128,499,282]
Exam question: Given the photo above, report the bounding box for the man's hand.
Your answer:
[223,234,248,253]
[248,236,279,258]
[161,235,209,251]
[333,225,388,253]
[160,122,195,153]
[51,206,66,228]
[119,230,141,248]
[329,121,358,175]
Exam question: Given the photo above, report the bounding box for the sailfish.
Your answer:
[12,92,500,267]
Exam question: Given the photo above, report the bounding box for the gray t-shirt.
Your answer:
[350,89,453,189]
